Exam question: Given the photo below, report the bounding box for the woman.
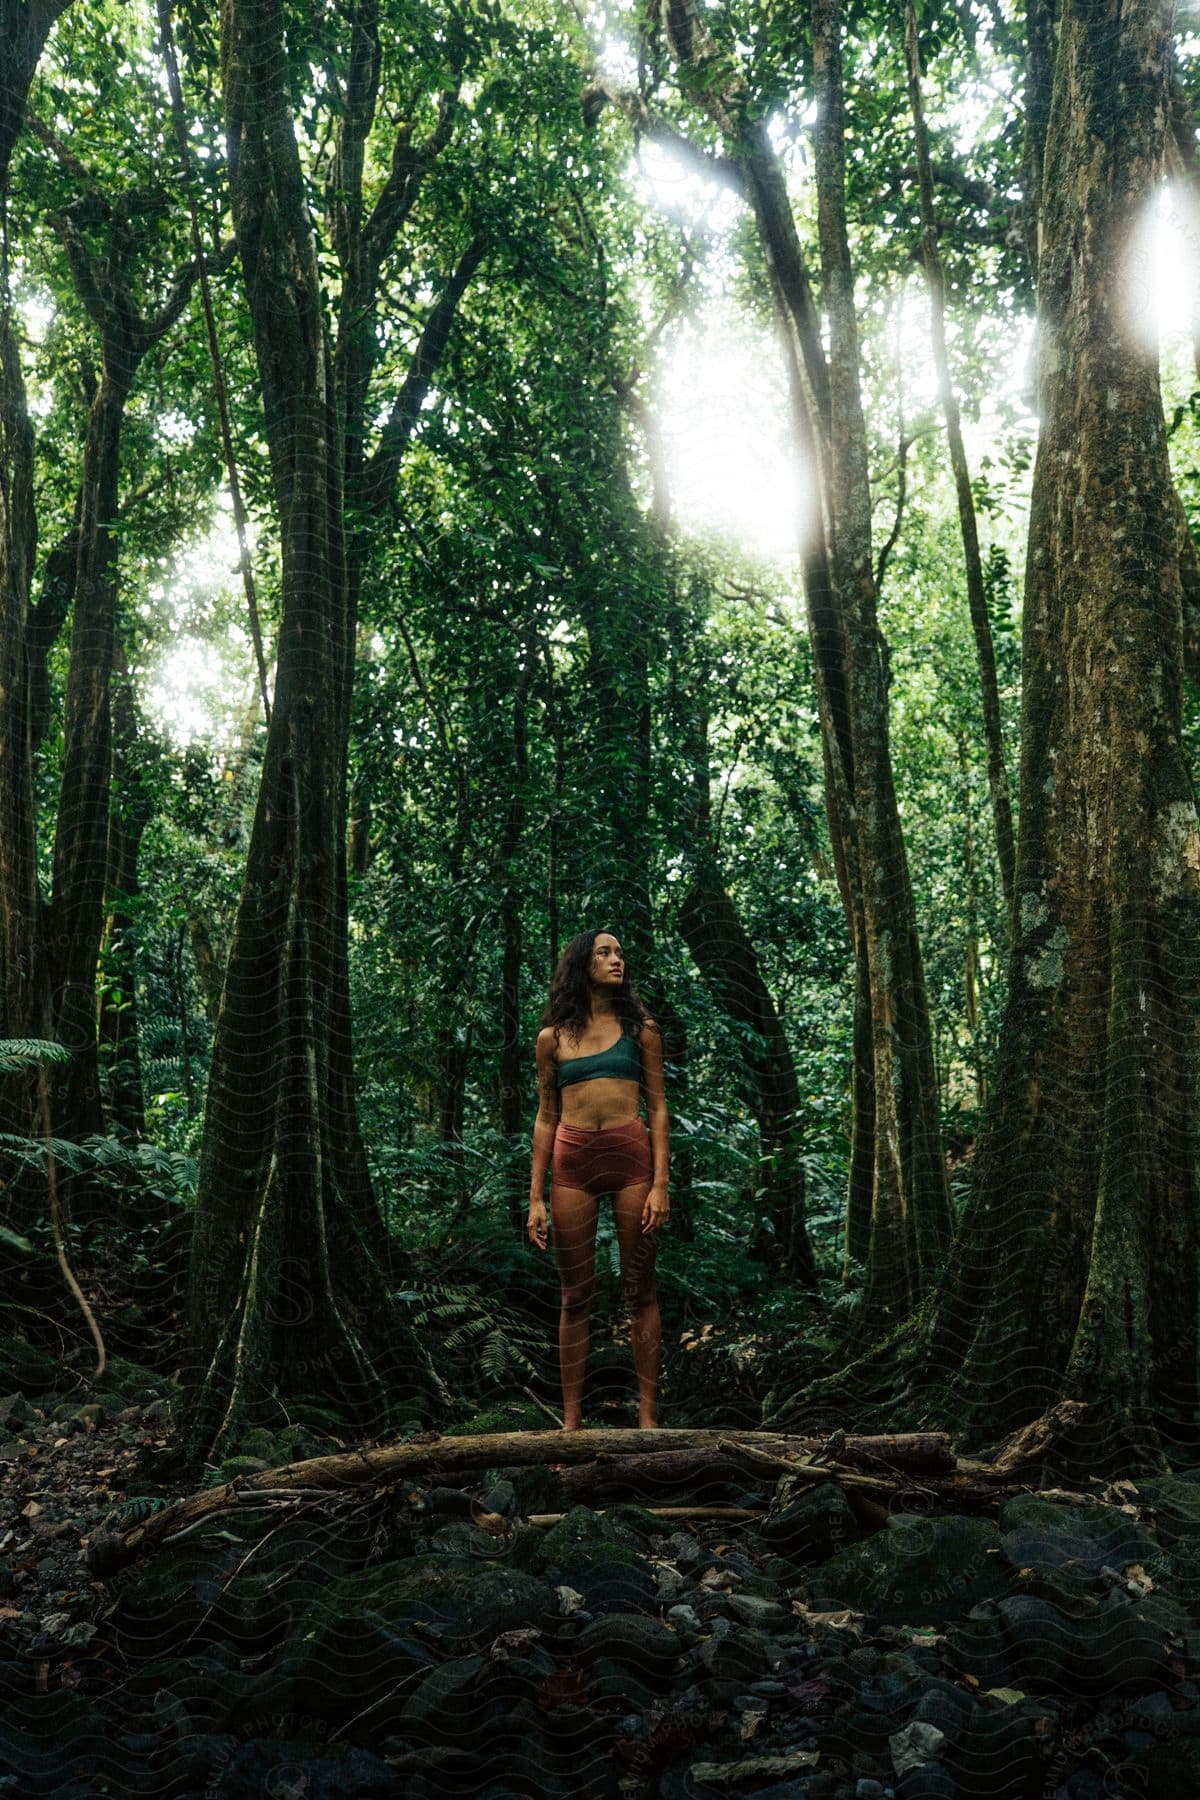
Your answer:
[527,928,670,1430]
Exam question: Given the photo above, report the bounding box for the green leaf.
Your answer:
[0,1038,72,1074]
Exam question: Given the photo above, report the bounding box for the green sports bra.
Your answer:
[556,1027,641,1089]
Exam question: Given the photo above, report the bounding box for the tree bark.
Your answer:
[184,0,480,1464]
[89,1425,959,1570]
[647,0,951,1321]
[1019,0,1057,286]
[32,188,208,1181]
[185,0,407,1460]
[809,0,953,1322]
[916,0,1200,1471]
[0,2,71,1118]
[97,678,152,1140]
[45,367,129,1145]
[499,631,536,1233]
[903,0,1016,913]
[678,699,818,1284]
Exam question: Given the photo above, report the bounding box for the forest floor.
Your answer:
[2,1350,1200,1799]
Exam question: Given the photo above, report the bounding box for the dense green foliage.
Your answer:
[2,0,1197,1427]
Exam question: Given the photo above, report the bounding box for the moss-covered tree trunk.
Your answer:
[810,0,953,1324]
[678,697,818,1285]
[916,0,1200,1470]
[903,0,1016,915]
[650,0,951,1322]
[35,189,205,1189]
[183,0,417,1462]
[97,678,152,1142]
[498,631,535,1233]
[44,364,129,1146]
[0,1,71,1131]
[185,0,480,1461]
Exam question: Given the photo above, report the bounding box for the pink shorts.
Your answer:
[552,1119,653,1197]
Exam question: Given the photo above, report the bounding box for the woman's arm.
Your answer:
[527,1027,560,1249]
[640,1019,670,1233]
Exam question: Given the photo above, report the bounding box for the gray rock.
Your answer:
[667,1603,700,1631]
[307,1554,558,1648]
[697,1625,785,1703]
[213,1739,407,1799]
[809,1515,1006,1625]
[758,1483,863,1568]
[721,1592,794,1632]
[1129,1689,1176,1724]
[944,1601,1014,1689]
[587,1651,657,1708]
[957,1706,1041,1797]
[889,1718,946,1776]
[524,1505,657,1615]
[575,1611,680,1687]
[910,1680,976,1749]
[995,1592,1075,1690]
[998,1492,1158,1581]
[1072,1589,1170,1694]
[401,1653,489,1731]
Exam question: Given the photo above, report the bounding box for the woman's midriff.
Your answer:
[557,1075,641,1132]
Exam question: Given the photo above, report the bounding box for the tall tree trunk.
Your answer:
[0,320,47,1067]
[0,1,71,1132]
[809,0,953,1322]
[184,0,479,1463]
[498,632,536,1233]
[957,731,987,1111]
[677,693,818,1283]
[1020,0,1057,285]
[627,385,698,1239]
[903,0,1016,913]
[186,909,224,1023]
[648,0,950,1321]
[184,0,412,1462]
[45,368,129,1146]
[917,0,1200,1470]
[31,186,207,1188]
[97,677,152,1140]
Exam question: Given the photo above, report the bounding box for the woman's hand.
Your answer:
[527,1197,548,1250]
[641,1186,670,1235]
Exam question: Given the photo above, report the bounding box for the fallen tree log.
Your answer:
[975,1398,1089,1478]
[87,1427,952,1572]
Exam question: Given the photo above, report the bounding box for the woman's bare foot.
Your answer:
[637,1414,659,1429]
[561,1416,583,1431]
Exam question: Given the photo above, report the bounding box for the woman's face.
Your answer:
[589,933,624,987]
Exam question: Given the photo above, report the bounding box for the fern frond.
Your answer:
[120,1494,169,1522]
[0,1039,71,1074]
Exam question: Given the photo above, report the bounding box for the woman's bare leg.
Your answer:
[550,1180,599,1430]
[613,1181,661,1427]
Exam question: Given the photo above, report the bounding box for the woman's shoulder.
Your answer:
[535,1025,559,1054]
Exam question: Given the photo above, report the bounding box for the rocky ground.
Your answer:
[1,1357,1200,1799]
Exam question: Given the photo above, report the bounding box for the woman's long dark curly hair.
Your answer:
[540,928,651,1048]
